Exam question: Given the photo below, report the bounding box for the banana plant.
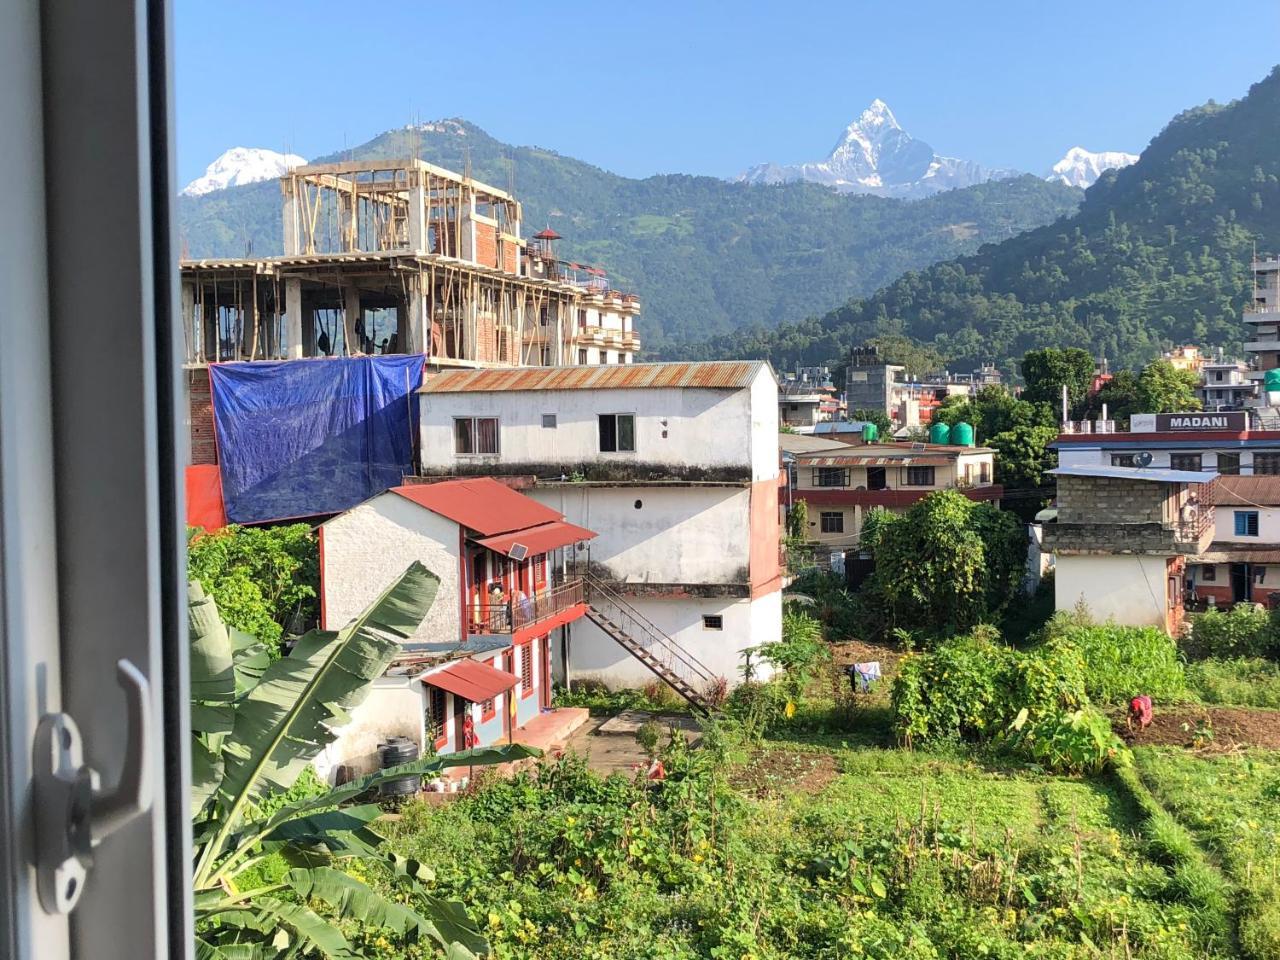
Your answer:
[189,562,537,958]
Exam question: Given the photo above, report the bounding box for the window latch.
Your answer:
[32,658,153,914]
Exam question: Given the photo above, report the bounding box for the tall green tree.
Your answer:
[1137,359,1203,413]
[1020,348,1096,411]
[931,385,1056,441]
[848,408,892,436]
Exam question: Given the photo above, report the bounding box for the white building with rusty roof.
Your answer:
[413,361,783,697]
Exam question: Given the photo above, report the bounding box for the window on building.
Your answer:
[616,353,625,363]
[578,308,587,328]
[702,615,724,630]
[426,685,447,744]
[1216,453,1240,475]
[1202,565,1217,582]
[599,413,636,452]
[814,467,849,487]
[521,643,535,696]
[480,696,496,721]
[905,466,935,486]
[454,416,499,455]
[1215,371,1224,382]
[1111,454,1136,467]
[820,511,844,533]
[541,414,557,429]
[578,348,588,365]
[980,461,991,484]
[1171,453,1202,471]
[1235,511,1260,537]
[540,346,552,365]
[1256,453,1280,475]
[599,350,609,364]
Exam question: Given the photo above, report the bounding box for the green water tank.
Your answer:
[953,422,976,447]
[861,422,879,443]
[1265,369,1280,391]
[928,422,951,445]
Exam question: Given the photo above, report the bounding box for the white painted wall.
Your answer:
[1213,503,1280,542]
[1056,444,1275,474]
[1054,554,1170,627]
[321,492,461,642]
[420,368,778,481]
[561,591,780,689]
[313,676,425,782]
[531,484,751,584]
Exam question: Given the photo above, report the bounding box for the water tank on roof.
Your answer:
[928,422,951,445]
[953,422,976,447]
[1265,369,1280,391]
[862,422,879,443]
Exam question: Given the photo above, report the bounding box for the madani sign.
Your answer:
[1130,412,1249,432]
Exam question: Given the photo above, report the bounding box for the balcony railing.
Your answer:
[1061,419,1118,434]
[469,578,585,634]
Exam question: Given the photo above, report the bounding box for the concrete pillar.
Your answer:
[201,293,217,362]
[407,272,429,357]
[407,178,426,252]
[342,284,361,355]
[281,179,304,255]
[180,280,196,363]
[285,279,303,359]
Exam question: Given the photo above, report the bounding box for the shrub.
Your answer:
[789,569,860,641]
[1036,612,1185,703]
[1184,604,1275,659]
[761,606,830,697]
[890,633,1017,745]
[1007,706,1130,775]
[1186,657,1280,708]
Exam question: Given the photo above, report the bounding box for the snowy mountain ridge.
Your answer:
[181,147,307,197]
[1045,146,1138,188]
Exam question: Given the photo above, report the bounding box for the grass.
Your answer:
[1187,658,1280,708]
[1133,748,1280,960]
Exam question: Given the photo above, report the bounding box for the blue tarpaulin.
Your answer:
[210,355,425,524]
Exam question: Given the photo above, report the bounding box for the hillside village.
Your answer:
[174,128,1280,958]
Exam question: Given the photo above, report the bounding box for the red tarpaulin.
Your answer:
[186,464,227,531]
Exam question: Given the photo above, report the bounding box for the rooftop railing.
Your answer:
[469,578,585,634]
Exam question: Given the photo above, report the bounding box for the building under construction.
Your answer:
[181,157,642,467]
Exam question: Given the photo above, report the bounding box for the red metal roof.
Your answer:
[1213,475,1280,506]
[800,455,956,467]
[797,486,1004,508]
[420,361,768,394]
[423,658,517,702]
[474,520,596,558]
[533,227,561,240]
[391,478,562,536]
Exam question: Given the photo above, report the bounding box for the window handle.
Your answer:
[33,658,154,914]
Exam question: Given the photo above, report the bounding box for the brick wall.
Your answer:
[474,222,497,268]
[500,238,519,274]
[1057,475,1169,525]
[188,367,217,465]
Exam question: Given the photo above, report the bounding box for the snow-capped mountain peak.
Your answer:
[738,100,1015,199]
[1045,146,1138,189]
[181,147,307,197]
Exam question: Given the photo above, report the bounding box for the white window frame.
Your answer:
[454,416,500,456]
[0,1,189,955]
[598,413,636,453]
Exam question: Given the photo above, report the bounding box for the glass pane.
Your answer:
[598,414,617,452]
[618,415,635,451]
[454,418,474,454]
[477,418,498,454]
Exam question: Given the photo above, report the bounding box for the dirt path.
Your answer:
[1118,705,1280,750]
[562,711,700,775]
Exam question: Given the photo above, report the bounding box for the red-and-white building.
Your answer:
[1187,475,1280,608]
[314,477,595,779]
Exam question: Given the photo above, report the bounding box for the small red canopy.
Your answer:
[533,227,561,240]
[423,658,517,702]
[473,519,596,558]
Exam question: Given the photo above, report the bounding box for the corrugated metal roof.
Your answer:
[390,478,562,535]
[421,658,517,702]
[420,361,768,394]
[1213,475,1280,506]
[1050,464,1217,484]
[1196,543,1280,564]
[778,435,850,455]
[800,455,955,467]
[474,520,596,557]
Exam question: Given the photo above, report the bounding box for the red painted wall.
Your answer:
[750,477,782,598]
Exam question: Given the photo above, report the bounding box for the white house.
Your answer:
[417,361,784,691]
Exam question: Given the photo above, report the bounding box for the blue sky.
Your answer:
[175,0,1280,187]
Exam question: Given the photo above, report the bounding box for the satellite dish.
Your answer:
[1134,452,1154,468]
[508,543,529,561]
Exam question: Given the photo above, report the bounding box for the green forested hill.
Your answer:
[674,67,1280,372]
[177,121,1080,350]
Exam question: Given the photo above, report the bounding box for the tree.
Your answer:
[1020,348,1096,411]
[188,523,318,653]
[857,491,1026,640]
[190,563,536,958]
[931,385,1055,442]
[1080,369,1142,424]
[989,423,1060,489]
[1137,359,1202,413]
[848,407,892,436]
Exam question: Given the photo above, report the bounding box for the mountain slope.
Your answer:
[177,119,1081,348]
[675,67,1280,372]
[738,100,1019,198]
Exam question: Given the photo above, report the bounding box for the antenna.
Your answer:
[1134,451,1154,468]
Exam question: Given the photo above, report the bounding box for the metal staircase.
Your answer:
[582,575,722,713]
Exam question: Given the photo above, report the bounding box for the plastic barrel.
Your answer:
[377,736,421,798]
[861,422,879,442]
[952,422,976,447]
[1265,369,1280,391]
[928,422,951,445]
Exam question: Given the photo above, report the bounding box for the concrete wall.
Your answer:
[1213,504,1280,543]
[313,676,425,782]
[794,453,995,492]
[320,492,461,642]
[420,371,776,481]
[1057,444,1279,475]
[1055,554,1173,628]
[561,592,780,689]
[531,484,752,586]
